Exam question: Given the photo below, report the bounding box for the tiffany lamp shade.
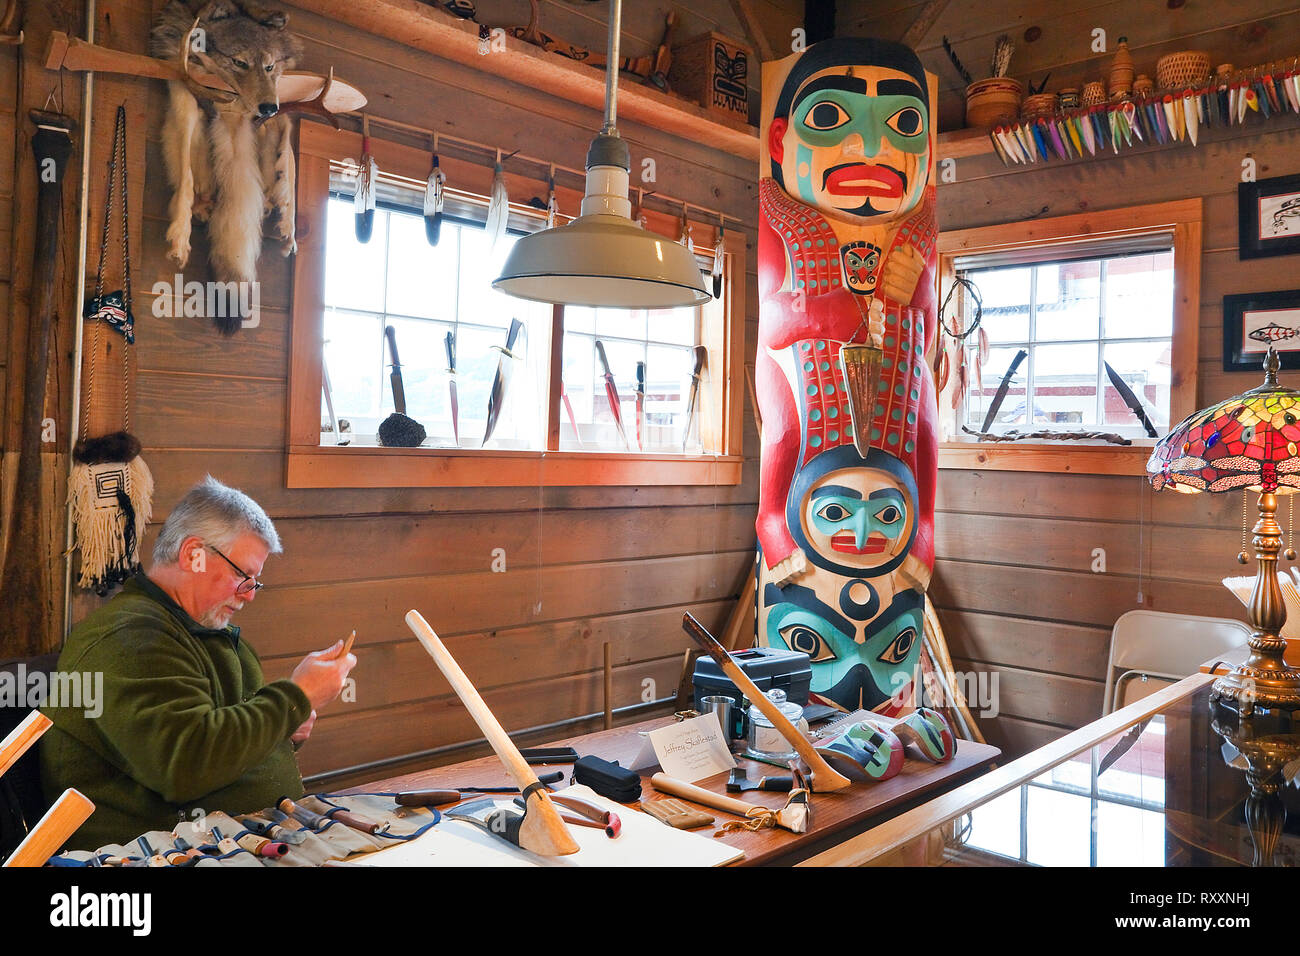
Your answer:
[1147,348,1300,712]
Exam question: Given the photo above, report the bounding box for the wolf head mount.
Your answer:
[152,0,303,333]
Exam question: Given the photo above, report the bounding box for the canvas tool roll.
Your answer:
[71,104,153,596]
[48,794,441,868]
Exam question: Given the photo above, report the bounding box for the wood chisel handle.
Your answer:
[395,789,465,807]
[650,773,759,818]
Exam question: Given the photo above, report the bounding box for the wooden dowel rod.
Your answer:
[0,711,52,781]
[603,641,613,731]
[3,789,94,867]
[406,610,578,856]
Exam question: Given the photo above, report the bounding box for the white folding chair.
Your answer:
[1102,610,1251,714]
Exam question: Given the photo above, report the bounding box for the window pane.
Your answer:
[382,317,453,435]
[1025,785,1091,866]
[561,328,700,451]
[457,321,545,448]
[596,307,647,341]
[385,211,459,322]
[965,786,1023,860]
[1033,342,1099,425]
[1095,803,1166,867]
[1036,260,1099,341]
[647,343,695,451]
[1104,251,1174,339]
[324,310,383,427]
[565,306,596,335]
[1103,341,1171,431]
[967,266,1029,342]
[966,347,1027,428]
[324,198,388,313]
[648,307,695,346]
[457,227,521,331]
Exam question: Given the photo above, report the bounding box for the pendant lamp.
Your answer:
[493,0,711,308]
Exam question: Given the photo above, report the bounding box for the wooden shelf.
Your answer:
[299,0,760,163]
[936,126,994,160]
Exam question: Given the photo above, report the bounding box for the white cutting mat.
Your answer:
[348,785,744,868]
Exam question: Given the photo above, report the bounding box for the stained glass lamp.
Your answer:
[1148,347,1300,712]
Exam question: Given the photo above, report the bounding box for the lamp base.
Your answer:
[1211,665,1300,714]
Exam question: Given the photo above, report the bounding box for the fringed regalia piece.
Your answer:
[71,105,153,595]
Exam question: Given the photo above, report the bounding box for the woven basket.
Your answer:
[1156,50,1211,90]
[966,77,1023,128]
[1081,81,1107,107]
[1020,92,1058,120]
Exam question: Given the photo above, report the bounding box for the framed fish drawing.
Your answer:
[1224,289,1300,371]
[1239,174,1300,260]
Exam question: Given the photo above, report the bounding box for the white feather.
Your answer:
[485,161,508,249]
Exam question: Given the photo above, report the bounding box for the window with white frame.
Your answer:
[955,238,1175,439]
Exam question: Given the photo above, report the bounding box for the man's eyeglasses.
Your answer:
[206,543,264,595]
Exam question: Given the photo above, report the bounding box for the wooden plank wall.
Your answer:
[0,2,86,649]
[858,1,1300,758]
[42,0,797,787]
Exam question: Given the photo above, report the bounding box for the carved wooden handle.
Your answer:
[406,610,578,856]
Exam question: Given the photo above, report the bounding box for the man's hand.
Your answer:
[290,639,357,712]
[291,709,317,749]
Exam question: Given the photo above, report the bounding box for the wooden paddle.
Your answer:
[405,610,578,856]
[681,612,851,792]
[0,711,52,781]
[2,789,94,867]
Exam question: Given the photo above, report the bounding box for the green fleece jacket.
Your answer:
[40,573,312,850]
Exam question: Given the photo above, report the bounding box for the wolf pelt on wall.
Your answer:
[151,0,302,334]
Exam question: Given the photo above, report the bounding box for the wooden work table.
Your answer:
[349,716,1000,866]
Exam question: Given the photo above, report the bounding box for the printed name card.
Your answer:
[645,713,736,782]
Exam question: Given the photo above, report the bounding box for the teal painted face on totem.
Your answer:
[764,582,924,712]
[807,484,907,562]
[772,66,930,222]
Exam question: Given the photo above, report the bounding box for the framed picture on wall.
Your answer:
[1239,174,1300,259]
[1223,289,1300,371]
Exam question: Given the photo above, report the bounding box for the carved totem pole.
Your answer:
[756,38,939,715]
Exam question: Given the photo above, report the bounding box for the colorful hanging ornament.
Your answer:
[355,117,377,243]
[424,139,446,246]
[71,104,154,596]
[485,149,509,250]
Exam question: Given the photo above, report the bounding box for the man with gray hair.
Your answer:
[42,476,356,849]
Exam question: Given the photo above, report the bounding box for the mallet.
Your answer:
[681,612,851,792]
[406,610,578,856]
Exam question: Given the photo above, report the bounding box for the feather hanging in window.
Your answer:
[632,189,648,229]
[485,153,509,249]
[711,222,725,299]
[678,208,693,252]
[424,151,446,246]
[355,120,377,243]
[545,167,558,229]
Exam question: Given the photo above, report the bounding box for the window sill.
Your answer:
[937,440,1153,476]
[286,446,745,488]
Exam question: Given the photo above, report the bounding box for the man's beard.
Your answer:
[199,602,241,629]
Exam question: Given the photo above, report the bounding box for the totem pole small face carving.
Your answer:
[840,240,882,294]
[768,64,931,225]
